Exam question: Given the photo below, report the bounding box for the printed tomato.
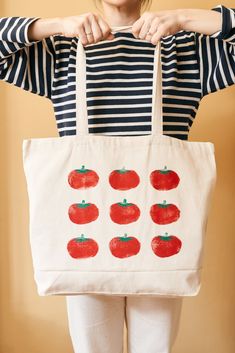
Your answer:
[68,200,99,224]
[67,234,99,259]
[151,233,182,258]
[150,166,180,190]
[110,198,140,224]
[109,167,140,190]
[68,165,99,189]
[150,200,180,224]
[109,233,141,258]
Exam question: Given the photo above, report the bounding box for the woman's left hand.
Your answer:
[131,9,222,45]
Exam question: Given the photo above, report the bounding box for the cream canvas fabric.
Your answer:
[22,26,217,297]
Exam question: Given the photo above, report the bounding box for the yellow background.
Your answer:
[0,1,235,352]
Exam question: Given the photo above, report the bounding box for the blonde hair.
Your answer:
[140,0,152,11]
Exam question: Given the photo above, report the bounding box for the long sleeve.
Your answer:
[0,17,56,100]
[195,4,235,97]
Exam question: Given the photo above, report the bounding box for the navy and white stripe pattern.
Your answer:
[0,5,234,140]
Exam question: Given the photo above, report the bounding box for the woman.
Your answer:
[0,1,234,352]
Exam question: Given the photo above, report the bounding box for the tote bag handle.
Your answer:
[76,25,163,136]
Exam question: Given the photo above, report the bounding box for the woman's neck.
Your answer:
[100,1,141,27]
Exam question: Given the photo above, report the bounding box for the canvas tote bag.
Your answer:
[22,26,217,297]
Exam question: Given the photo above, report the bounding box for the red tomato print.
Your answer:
[67,234,99,259]
[151,233,182,258]
[109,233,141,258]
[68,165,99,189]
[150,200,180,225]
[68,200,99,224]
[150,166,180,190]
[109,167,140,190]
[110,198,140,224]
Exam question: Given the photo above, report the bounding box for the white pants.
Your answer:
[66,295,183,353]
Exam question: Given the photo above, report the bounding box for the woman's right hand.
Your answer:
[59,13,115,45]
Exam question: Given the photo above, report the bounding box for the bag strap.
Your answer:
[76,26,163,136]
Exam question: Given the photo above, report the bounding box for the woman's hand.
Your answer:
[132,10,183,45]
[132,9,222,45]
[59,13,114,45]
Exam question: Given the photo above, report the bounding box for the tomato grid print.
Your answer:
[66,165,182,260]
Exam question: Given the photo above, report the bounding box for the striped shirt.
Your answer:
[0,4,235,140]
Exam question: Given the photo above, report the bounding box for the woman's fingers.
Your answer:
[139,13,156,39]
[90,15,105,43]
[132,17,145,38]
[60,13,114,45]
[146,17,161,39]
[78,27,90,45]
[96,16,115,41]
[83,14,95,44]
[132,10,183,44]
